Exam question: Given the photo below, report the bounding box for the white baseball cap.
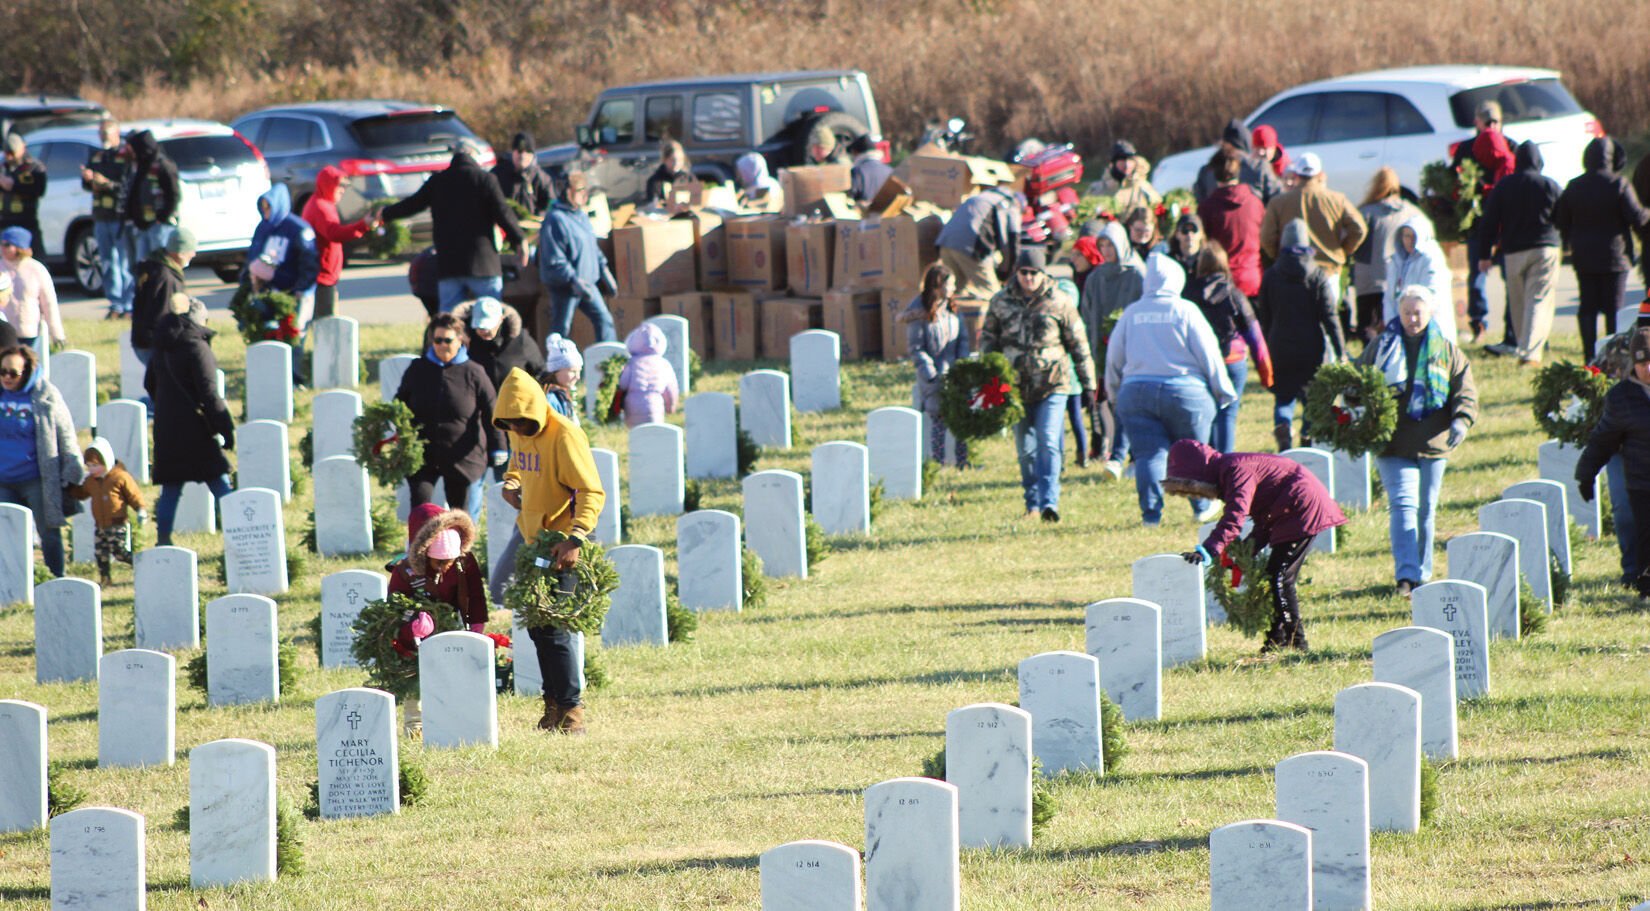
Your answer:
[1292,152,1323,178]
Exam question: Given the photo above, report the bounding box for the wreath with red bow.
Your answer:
[939,353,1026,442]
[228,285,301,347]
[1303,362,1397,456]
[351,400,426,487]
[1205,538,1273,637]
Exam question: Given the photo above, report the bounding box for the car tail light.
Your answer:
[232,129,268,181]
[1584,119,1605,137]
[339,158,397,177]
[475,146,496,168]
[874,139,892,164]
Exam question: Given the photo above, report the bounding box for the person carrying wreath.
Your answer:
[491,366,605,735]
[387,505,489,736]
[1575,327,1650,598]
[1164,439,1345,652]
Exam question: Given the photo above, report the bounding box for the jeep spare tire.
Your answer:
[774,111,868,168]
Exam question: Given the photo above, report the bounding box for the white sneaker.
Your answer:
[1102,460,1123,481]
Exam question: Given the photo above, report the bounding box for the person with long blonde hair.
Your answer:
[1352,167,1423,342]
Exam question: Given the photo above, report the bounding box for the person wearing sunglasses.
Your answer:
[394,314,504,519]
[1163,213,1206,279]
[0,344,83,578]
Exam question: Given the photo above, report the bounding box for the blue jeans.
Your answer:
[95,220,134,313]
[1117,378,1217,524]
[1606,453,1637,581]
[154,475,233,546]
[1211,359,1248,454]
[547,285,617,342]
[438,275,504,313]
[1376,456,1447,583]
[1015,393,1067,512]
[133,223,175,264]
[0,480,64,577]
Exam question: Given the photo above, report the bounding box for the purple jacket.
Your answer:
[617,322,679,427]
[1167,440,1345,555]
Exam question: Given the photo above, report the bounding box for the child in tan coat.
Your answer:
[68,437,146,585]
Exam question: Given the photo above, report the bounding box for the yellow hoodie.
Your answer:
[492,368,605,541]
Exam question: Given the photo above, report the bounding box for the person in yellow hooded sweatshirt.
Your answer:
[491,366,605,734]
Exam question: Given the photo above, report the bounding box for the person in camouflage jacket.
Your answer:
[980,248,1096,522]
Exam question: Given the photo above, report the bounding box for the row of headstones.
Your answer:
[1447,477,1577,641]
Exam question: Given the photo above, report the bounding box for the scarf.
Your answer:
[1373,318,1449,420]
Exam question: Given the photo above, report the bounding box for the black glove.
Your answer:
[1181,546,1210,565]
[1578,479,1595,503]
[1081,389,1097,411]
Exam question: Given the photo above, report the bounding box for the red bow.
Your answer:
[1220,550,1243,588]
[372,425,400,456]
[1586,365,1603,376]
[969,378,1011,411]
[1073,236,1104,266]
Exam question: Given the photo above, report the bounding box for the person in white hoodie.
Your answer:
[1382,216,1457,342]
[1106,253,1236,525]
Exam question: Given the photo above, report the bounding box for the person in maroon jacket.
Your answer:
[388,506,490,632]
[300,166,379,320]
[1163,439,1346,652]
[1198,151,1266,298]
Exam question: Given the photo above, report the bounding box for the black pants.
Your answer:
[1575,270,1627,361]
[1355,292,1384,337]
[528,625,583,708]
[1630,489,1650,597]
[408,464,474,512]
[1265,536,1315,642]
[314,283,339,321]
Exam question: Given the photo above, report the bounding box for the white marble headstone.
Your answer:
[134,546,199,651]
[592,448,622,545]
[1132,553,1206,667]
[740,370,792,449]
[760,839,861,911]
[1503,479,1571,576]
[811,441,870,535]
[99,648,176,768]
[0,502,32,607]
[321,570,387,669]
[419,630,499,749]
[98,399,149,483]
[582,341,629,420]
[1210,819,1313,911]
[1018,650,1102,776]
[1446,532,1520,640]
[629,422,685,517]
[744,469,807,579]
[677,510,742,611]
[1282,448,1335,553]
[946,702,1033,849]
[1275,750,1370,911]
[1333,682,1421,833]
[1084,597,1162,721]
[867,406,923,500]
[51,806,145,910]
[1537,440,1598,538]
[35,577,102,684]
[53,349,96,430]
[205,594,279,706]
[1411,579,1490,699]
[314,456,374,556]
[189,738,277,887]
[244,341,294,423]
[170,482,218,534]
[511,613,541,697]
[863,777,960,911]
[312,389,364,462]
[1373,626,1458,760]
[685,392,738,479]
[236,420,292,503]
[118,330,145,401]
[310,315,361,390]
[70,510,96,565]
[0,699,46,832]
[483,481,517,584]
[378,353,418,404]
[221,488,288,595]
[1328,446,1371,512]
[790,330,841,412]
[315,687,399,819]
[646,314,691,396]
[1478,498,1551,609]
[602,545,668,647]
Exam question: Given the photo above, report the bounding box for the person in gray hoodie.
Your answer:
[1352,167,1424,342]
[1105,253,1236,525]
[1079,220,1146,477]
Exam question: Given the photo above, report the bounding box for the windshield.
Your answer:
[1448,78,1583,128]
[350,111,478,150]
[9,108,106,136]
[162,134,257,172]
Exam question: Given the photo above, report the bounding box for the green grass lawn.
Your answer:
[2,316,1648,909]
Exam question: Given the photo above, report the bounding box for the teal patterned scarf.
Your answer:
[1375,318,1450,420]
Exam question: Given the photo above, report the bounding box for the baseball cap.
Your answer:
[1292,153,1323,178]
[0,226,31,249]
[1015,247,1047,272]
[511,131,534,153]
[1476,100,1503,124]
[470,297,505,332]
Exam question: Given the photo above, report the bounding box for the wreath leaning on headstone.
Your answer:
[506,530,621,635]
[1303,362,1397,456]
[1530,362,1610,447]
[594,353,630,424]
[1206,537,1273,637]
[350,592,465,701]
[228,285,301,347]
[939,353,1025,442]
[351,400,425,488]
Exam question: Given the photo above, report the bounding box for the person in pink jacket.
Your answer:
[616,322,678,427]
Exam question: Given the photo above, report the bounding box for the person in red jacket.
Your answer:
[1199,151,1266,297]
[1452,100,1517,343]
[1164,439,1346,652]
[300,166,379,320]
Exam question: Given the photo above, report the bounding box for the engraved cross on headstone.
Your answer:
[242,504,257,523]
[1442,604,1458,623]
[346,588,360,605]
[346,709,362,730]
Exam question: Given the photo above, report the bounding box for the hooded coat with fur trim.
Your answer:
[450,299,545,393]
[388,508,489,626]
[1166,439,1345,556]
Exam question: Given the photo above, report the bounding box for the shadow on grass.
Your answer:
[651,667,1009,699]
[1141,703,1331,730]
[0,887,48,901]
[1467,693,1648,716]
[47,709,96,724]
[593,854,759,877]
[738,599,1079,624]
[1451,746,1637,770]
[1448,900,1624,911]
[1195,646,1371,670]
[1108,764,1271,784]
[1036,834,1208,859]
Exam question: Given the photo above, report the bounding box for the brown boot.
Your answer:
[537,695,564,732]
[558,704,587,736]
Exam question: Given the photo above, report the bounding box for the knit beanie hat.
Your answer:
[427,529,461,561]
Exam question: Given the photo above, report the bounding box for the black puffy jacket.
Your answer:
[1479,141,1561,256]
[1577,377,1650,493]
[1555,137,1650,274]
[394,353,503,482]
[144,313,234,485]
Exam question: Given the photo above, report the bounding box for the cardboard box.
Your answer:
[611,218,697,298]
[608,296,661,339]
[660,292,714,358]
[728,216,789,292]
[880,288,915,360]
[876,205,946,291]
[823,289,883,360]
[829,218,888,291]
[760,297,823,359]
[687,210,727,288]
[779,164,852,217]
[802,193,858,221]
[902,153,1016,209]
[830,219,861,291]
[785,222,835,297]
[710,290,764,361]
[569,306,599,352]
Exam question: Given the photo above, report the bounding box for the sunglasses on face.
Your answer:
[1016,268,1041,277]
[0,369,21,378]
[1178,225,1200,234]
[432,336,459,345]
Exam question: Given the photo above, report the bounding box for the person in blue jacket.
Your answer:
[246,183,320,380]
[539,172,617,342]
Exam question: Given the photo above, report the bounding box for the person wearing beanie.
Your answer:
[539,333,583,421]
[1577,328,1650,596]
[0,226,63,352]
[1249,125,1291,179]
[935,186,1022,300]
[848,133,893,206]
[492,367,606,734]
[124,129,182,262]
[1094,139,1161,217]
[1555,136,1650,360]
[0,134,47,253]
[1193,118,1281,205]
[1588,304,1650,583]
[300,165,380,321]
[1165,439,1345,652]
[979,247,1096,522]
[68,437,147,586]
[1258,219,1345,451]
[1163,212,1206,279]
[130,225,197,376]
[492,131,554,217]
[539,171,617,342]
[387,507,489,736]
[614,322,679,427]
[806,123,850,166]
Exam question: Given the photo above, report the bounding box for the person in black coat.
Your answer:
[1478,141,1563,364]
[1576,327,1650,596]
[396,313,503,517]
[1555,137,1650,359]
[381,150,525,313]
[1256,219,1344,451]
[492,132,554,217]
[144,298,235,546]
[130,227,196,366]
[125,129,181,263]
[450,297,544,393]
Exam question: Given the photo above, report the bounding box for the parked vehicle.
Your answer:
[231,101,494,221]
[0,95,107,139]
[1015,143,1084,245]
[1151,66,1601,199]
[537,70,885,204]
[28,118,271,292]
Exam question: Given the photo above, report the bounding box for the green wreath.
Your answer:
[1206,537,1273,637]
[1303,362,1397,456]
[1420,159,1484,243]
[1093,309,1122,364]
[349,592,465,700]
[361,215,412,260]
[939,353,1025,442]
[351,400,426,487]
[228,285,300,347]
[506,530,620,634]
[1530,362,1609,447]
[594,353,629,424]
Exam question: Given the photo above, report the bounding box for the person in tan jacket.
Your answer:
[1259,153,1368,289]
[68,437,146,586]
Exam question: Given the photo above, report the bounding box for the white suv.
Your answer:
[27,118,272,293]
[1151,66,1601,200]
